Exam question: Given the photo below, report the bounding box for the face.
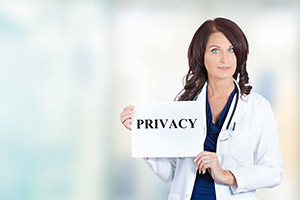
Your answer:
[204,32,237,82]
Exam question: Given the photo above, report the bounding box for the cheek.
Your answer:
[230,54,237,64]
[229,55,237,70]
[204,55,217,70]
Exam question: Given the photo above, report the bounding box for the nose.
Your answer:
[220,52,229,63]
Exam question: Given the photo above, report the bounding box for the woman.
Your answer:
[120,17,284,200]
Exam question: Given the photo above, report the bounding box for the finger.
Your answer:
[120,108,135,119]
[194,151,205,163]
[197,153,215,170]
[123,119,132,130]
[203,168,206,174]
[196,154,211,167]
[120,113,134,125]
[199,156,221,175]
[207,168,211,174]
[194,151,213,163]
[122,104,134,111]
[200,160,213,174]
[120,113,135,124]
[122,105,135,113]
[120,108,135,118]
[196,154,210,171]
[198,159,211,174]
[122,105,135,114]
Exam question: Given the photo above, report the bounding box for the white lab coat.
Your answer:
[144,79,284,200]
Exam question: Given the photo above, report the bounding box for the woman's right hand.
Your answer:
[120,104,135,130]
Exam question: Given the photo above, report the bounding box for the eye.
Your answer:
[212,49,219,53]
[228,48,234,53]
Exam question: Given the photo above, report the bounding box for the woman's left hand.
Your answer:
[194,151,237,186]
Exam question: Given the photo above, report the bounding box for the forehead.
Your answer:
[206,32,232,47]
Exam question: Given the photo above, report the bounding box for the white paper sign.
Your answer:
[131,101,204,158]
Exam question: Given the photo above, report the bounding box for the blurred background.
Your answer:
[0,0,299,200]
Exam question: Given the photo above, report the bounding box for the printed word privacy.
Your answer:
[136,118,197,129]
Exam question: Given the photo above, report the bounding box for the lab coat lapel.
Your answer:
[221,79,250,132]
[193,80,250,133]
[194,82,207,132]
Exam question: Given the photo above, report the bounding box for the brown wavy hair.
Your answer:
[176,17,252,101]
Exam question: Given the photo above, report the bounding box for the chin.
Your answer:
[208,71,235,81]
[217,73,234,79]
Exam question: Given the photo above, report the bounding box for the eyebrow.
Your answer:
[209,45,234,48]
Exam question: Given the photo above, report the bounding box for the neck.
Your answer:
[207,78,235,97]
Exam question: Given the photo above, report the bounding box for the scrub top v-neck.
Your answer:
[191,86,236,200]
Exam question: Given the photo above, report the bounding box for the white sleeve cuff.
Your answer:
[228,168,245,194]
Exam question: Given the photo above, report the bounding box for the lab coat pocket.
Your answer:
[224,130,255,167]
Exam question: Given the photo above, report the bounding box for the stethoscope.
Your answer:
[193,81,239,141]
[179,83,239,159]
[225,81,239,130]
[218,81,239,141]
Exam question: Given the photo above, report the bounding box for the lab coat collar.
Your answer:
[194,78,250,131]
[222,78,250,131]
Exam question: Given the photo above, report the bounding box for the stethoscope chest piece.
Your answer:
[219,130,231,141]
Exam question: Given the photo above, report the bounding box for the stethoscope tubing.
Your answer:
[226,82,239,130]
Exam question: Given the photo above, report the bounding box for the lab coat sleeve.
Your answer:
[143,157,177,183]
[229,101,284,194]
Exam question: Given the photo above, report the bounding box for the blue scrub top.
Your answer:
[191,87,236,200]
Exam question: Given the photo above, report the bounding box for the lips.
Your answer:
[218,67,230,71]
